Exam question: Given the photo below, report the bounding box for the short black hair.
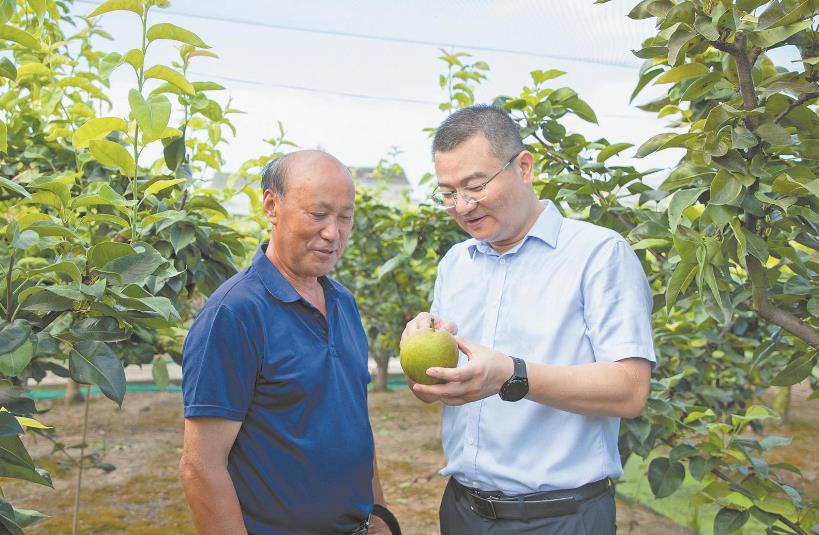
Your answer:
[432,105,524,160]
[260,154,291,197]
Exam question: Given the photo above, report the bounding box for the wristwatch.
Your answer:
[498,356,528,402]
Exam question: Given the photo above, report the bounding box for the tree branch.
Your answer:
[747,256,819,348]
[775,92,819,124]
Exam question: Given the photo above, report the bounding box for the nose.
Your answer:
[453,197,476,216]
[319,218,340,242]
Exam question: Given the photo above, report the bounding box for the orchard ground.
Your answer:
[5,381,816,535]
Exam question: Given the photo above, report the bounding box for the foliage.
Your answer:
[0,0,246,529]
[334,182,464,391]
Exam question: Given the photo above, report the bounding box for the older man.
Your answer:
[403,105,656,534]
[180,150,389,535]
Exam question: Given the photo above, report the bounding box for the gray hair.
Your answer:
[260,154,291,197]
[432,104,524,160]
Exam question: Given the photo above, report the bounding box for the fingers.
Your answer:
[454,336,474,360]
[434,317,458,335]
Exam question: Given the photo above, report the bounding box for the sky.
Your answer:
[68,0,695,191]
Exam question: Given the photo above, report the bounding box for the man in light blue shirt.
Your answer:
[403,105,656,533]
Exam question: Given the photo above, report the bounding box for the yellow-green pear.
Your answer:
[399,328,458,385]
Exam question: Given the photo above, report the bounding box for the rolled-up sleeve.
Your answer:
[581,238,656,366]
[182,304,259,420]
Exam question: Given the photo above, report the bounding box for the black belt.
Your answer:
[452,477,613,521]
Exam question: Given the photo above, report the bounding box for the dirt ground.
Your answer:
[5,385,815,534]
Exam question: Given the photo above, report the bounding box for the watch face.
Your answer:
[501,379,528,401]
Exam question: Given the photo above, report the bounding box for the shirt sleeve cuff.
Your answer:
[183,404,246,420]
[593,343,657,367]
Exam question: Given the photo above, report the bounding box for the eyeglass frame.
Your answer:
[430,149,524,208]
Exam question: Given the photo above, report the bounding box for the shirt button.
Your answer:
[499,258,506,264]
[467,437,474,445]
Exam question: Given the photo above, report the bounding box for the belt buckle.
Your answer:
[469,495,497,520]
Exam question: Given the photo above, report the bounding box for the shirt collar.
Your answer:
[467,200,563,258]
[252,242,337,304]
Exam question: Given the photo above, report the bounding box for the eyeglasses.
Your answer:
[430,150,522,208]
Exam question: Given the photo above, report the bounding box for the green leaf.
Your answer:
[12,507,46,529]
[185,195,229,216]
[0,0,14,24]
[0,413,23,437]
[146,23,210,48]
[0,498,22,535]
[694,15,720,40]
[713,508,749,535]
[89,139,136,175]
[0,25,40,49]
[0,340,33,377]
[144,178,185,196]
[80,214,130,228]
[73,117,128,149]
[0,321,30,355]
[0,119,5,154]
[666,262,697,310]
[0,177,29,198]
[771,354,817,386]
[597,143,633,163]
[100,245,165,285]
[710,170,742,205]
[681,71,725,101]
[69,341,125,406]
[144,65,194,95]
[88,241,136,268]
[152,357,169,390]
[26,261,82,283]
[731,125,758,150]
[71,184,132,209]
[69,317,129,342]
[86,0,142,17]
[531,69,565,84]
[755,121,791,146]
[170,224,195,253]
[655,63,709,84]
[0,57,16,80]
[648,457,685,498]
[123,48,143,70]
[631,67,664,102]
[667,28,696,66]
[0,435,52,487]
[564,97,598,124]
[129,89,171,141]
[669,187,706,231]
[741,228,768,262]
[750,20,811,48]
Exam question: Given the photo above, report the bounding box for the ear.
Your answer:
[519,150,536,185]
[262,190,280,227]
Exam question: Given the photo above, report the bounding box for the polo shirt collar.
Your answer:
[468,200,563,258]
[251,242,302,303]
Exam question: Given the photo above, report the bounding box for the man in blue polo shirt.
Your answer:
[403,105,656,533]
[179,150,389,535]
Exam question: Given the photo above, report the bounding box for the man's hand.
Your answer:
[400,312,457,345]
[367,515,391,535]
[411,337,514,406]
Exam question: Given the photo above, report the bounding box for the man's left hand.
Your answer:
[411,337,514,406]
[367,514,391,535]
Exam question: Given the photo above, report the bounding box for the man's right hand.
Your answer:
[401,312,458,403]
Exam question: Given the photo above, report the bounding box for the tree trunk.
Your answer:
[372,356,389,392]
[64,380,85,406]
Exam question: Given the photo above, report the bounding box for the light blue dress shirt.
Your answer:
[430,200,656,494]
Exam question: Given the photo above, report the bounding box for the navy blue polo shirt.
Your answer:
[182,243,374,535]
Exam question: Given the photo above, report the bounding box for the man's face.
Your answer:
[264,156,355,279]
[433,134,533,246]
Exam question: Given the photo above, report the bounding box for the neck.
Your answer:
[490,198,544,253]
[264,241,321,295]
